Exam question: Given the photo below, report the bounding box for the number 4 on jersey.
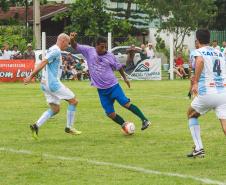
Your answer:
[213,59,221,76]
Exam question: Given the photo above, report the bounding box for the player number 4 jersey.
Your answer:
[196,46,226,95]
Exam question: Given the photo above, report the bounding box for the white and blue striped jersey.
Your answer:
[41,45,63,92]
[196,46,226,95]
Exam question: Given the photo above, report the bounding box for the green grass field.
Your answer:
[0,80,226,185]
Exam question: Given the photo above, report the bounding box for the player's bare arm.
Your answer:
[192,56,204,96]
[70,32,77,49]
[24,59,48,85]
[119,68,130,88]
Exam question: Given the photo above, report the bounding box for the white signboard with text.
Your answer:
[127,58,161,80]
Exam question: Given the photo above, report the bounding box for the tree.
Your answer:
[0,0,47,12]
[209,0,226,30]
[0,26,29,51]
[137,0,217,52]
[105,0,149,35]
[53,0,132,38]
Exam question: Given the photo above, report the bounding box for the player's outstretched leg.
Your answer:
[108,112,129,134]
[124,103,150,130]
[187,107,205,158]
[220,119,226,136]
[65,99,81,135]
[30,107,57,139]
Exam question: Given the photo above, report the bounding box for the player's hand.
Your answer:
[191,83,198,96]
[124,79,130,88]
[24,76,32,85]
[70,32,77,41]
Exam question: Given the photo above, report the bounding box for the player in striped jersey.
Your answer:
[24,33,81,139]
[187,29,226,158]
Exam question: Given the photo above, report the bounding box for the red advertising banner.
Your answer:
[0,60,35,82]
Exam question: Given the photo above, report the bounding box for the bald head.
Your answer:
[57,33,70,51]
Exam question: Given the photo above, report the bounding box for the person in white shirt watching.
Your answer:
[146,42,155,59]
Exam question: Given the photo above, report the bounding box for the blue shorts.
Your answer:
[97,84,130,115]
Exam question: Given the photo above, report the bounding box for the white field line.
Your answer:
[0,147,225,185]
[148,95,188,99]
[131,95,188,100]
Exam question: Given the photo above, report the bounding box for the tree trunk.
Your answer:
[125,0,133,20]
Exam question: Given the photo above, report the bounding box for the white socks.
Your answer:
[189,118,203,151]
[36,109,55,127]
[66,104,76,128]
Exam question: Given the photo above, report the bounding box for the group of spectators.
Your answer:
[173,51,189,79]
[0,43,35,60]
[61,53,89,81]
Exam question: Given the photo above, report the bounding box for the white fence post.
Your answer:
[169,33,174,80]
[42,32,46,59]
[108,32,112,51]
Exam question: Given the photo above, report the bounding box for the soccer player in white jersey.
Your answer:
[187,29,226,158]
[24,33,81,139]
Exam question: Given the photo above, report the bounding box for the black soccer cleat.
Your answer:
[141,120,150,130]
[30,124,39,139]
[187,148,205,158]
[187,91,192,99]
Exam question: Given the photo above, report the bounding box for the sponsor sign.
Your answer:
[0,60,35,82]
[127,58,161,80]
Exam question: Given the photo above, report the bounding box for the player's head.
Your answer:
[95,36,107,55]
[196,29,210,46]
[57,33,70,51]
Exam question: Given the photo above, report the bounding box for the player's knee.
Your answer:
[74,99,79,106]
[187,109,199,119]
[52,107,60,114]
[123,102,131,109]
[108,112,116,119]
[68,98,78,106]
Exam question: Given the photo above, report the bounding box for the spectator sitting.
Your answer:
[146,42,155,59]
[24,43,35,60]
[1,43,12,60]
[64,65,74,80]
[61,56,68,80]
[66,53,74,66]
[11,45,22,59]
[175,52,188,78]
[75,59,85,80]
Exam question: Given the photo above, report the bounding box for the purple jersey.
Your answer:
[77,44,123,89]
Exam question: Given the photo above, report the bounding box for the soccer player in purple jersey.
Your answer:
[70,32,150,133]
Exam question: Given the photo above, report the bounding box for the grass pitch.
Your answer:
[0,80,226,185]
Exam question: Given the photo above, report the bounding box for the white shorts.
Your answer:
[42,85,75,105]
[191,93,226,119]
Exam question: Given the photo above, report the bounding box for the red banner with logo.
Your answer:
[0,60,35,82]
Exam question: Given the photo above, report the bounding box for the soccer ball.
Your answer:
[123,122,135,135]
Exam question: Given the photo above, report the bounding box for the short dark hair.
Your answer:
[196,29,210,44]
[96,36,107,45]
